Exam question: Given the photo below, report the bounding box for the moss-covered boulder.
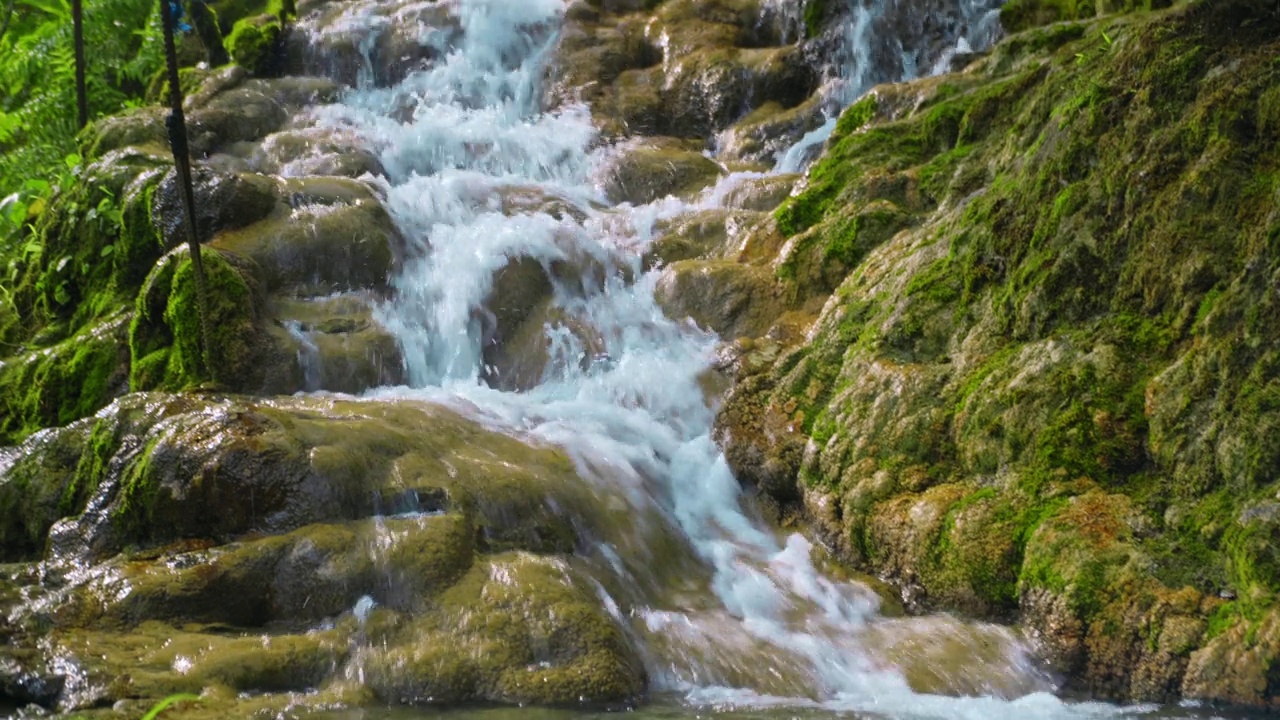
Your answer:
[646,208,765,267]
[150,168,278,247]
[256,125,385,178]
[209,176,398,294]
[0,394,646,711]
[714,0,1280,705]
[655,260,787,339]
[266,294,406,393]
[286,0,459,87]
[128,246,274,392]
[600,138,726,205]
[227,14,285,77]
[363,553,645,705]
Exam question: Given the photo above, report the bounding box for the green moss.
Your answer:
[59,418,120,516]
[0,315,129,444]
[129,247,262,391]
[832,93,879,140]
[778,201,910,292]
[189,0,230,67]
[1000,0,1098,33]
[1205,601,1241,640]
[209,0,290,35]
[225,15,283,77]
[113,434,165,540]
[165,248,256,385]
[803,0,826,37]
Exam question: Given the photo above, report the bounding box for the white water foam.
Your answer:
[313,1,1179,717]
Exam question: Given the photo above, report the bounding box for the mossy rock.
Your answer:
[10,394,604,562]
[1000,0,1173,32]
[364,553,645,705]
[600,138,726,205]
[0,392,648,712]
[722,0,1280,704]
[654,260,787,340]
[264,294,406,394]
[226,14,285,77]
[209,178,398,294]
[150,168,278,248]
[647,208,765,266]
[128,246,270,392]
[78,108,168,159]
[0,313,132,447]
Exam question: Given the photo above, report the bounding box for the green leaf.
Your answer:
[18,0,71,18]
[140,693,202,720]
[100,244,115,257]
[64,153,83,169]
[54,282,70,304]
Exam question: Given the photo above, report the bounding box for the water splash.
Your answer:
[318,0,1151,717]
[778,0,1003,172]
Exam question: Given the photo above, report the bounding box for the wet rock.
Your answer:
[655,260,786,340]
[0,393,645,711]
[647,208,765,266]
[362,553,645,705]
[80,107,169,159]
[719,98,826,165]
[210,177,399,293]
[1182,606,1280,706]
[860,615,1055,698]
[255,125,385,178]
[287,0,462,87]
[720,173,800,212]
[266,293,406,393]
[186,77,339,155]
[483,256,556,352]
[713,342,807,507]
[599,138,725,205]
[547,14,658,112]
[481,299,605,392]
[151,168,279,247]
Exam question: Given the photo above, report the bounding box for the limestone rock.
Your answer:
[599,138,725,205]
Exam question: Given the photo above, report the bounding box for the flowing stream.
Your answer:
[303,1,1223,718]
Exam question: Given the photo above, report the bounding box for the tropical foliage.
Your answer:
[0,0,165,244]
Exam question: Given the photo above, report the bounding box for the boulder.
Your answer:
[655,260,786,340]
[0,394,646,711]
[210,176,399,294]
[598,138,725,205]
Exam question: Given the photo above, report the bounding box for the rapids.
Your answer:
[290,1,1227,718]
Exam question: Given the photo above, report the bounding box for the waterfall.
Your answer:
[313,0,1140,716]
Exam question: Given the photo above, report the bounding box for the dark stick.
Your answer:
[159,0,215,380]
[72,0,87,128]
[0,0,16,44]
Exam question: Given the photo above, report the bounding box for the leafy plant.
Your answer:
[0,0,164,245]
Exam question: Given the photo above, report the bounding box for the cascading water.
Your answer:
[307,1,1174,717]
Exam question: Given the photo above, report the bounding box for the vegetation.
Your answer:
[718,0,1280,702]
[0,0,165,240]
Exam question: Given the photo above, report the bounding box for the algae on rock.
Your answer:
[717,0,1280,705]
[0,394,647,711]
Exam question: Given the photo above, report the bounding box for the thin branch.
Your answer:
[0,0,17,44]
